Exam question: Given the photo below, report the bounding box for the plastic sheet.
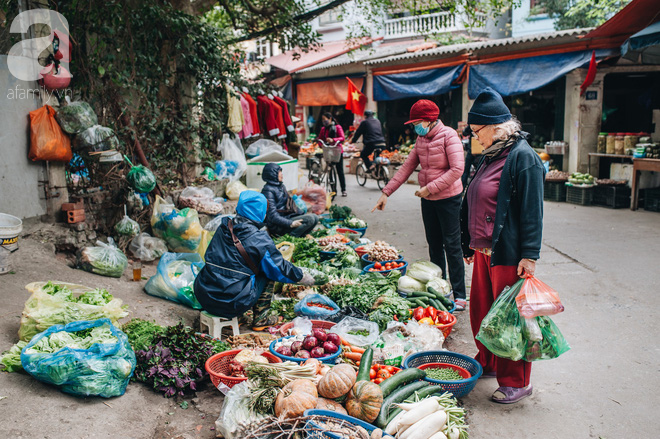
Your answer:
[55,101,98,134]
[144,252,204,309]
[75,125,119,152]
[129,233,168,262]
[294,293,340,319]
[78,238,128,278]
[516,275,564,318]
[29,105,72,162]
[330,316,379,347]
[151,196,203,252]
[217,134,247,182]
[301,183,327,215]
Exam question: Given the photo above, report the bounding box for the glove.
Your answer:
[291,219,303,228]
[299,272,315,286]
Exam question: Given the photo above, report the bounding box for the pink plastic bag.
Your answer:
[515,276,564,318]
[301,183,327,215]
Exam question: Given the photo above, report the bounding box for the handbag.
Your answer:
[277,196,298,217]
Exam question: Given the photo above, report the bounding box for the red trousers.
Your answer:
[470,251,532,388]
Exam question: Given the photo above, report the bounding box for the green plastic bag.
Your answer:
[522,316,570,361]
[78,238,128,278]
[127,164,157,193]
[55,101,98,134]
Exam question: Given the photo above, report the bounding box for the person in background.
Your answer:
[396,126,415,148]
[261,163,318,237]
[461,126,475,189]
[351,110,387,171]
[318,112,347,197]
[373,99,467,310]
[194,191,315,330]
[461,87,545,404]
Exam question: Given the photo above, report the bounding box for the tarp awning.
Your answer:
[296,77,365,106]
[621,21,660,63]
[583,0,660,41]
[373,65,464,101]
[468,49,618,98]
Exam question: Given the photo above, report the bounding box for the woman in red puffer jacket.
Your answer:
[373,99,467,309]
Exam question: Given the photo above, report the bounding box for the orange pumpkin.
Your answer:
[274,379,318,418]
[316,397,348,415]
[317,364,356,399]
[345,380,383,423]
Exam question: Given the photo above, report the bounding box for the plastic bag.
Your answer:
[289,317,313,336]
[74,125,119,152]
[326,306,369,323]
[114,215,140,237]
[216,381,269,437]
[201,166,216,181]
[151,196,203,252]
[245,139,283,158]
[293,194,307,214]
[373,320,445,366]
[21,318,135,398]
[18,281,129,342]
[179,186,224,215]
[205,214,232,232]
[196,230,214,261]
[29,105,72,162]
[144,252,204,309]
[217,134,247,182]
[301,183,327,215]
[55,101,98,134]
[226,180,248,201]
[78,238,128,278]
[127,164,157,193]
[523,315,570,361]
[275,241,295,262]
[294,294,340,319]
[129,233,168,262]
[476,282,526,361]
[516,275,564,318]
[330,316,379,347]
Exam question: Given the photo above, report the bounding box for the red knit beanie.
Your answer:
[405,99,439,124]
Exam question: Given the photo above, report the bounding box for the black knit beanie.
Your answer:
[468,87,512,125]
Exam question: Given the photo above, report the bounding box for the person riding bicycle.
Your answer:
[351,110,386,172]
[318,112,347,197]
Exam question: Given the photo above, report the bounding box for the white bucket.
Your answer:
[0,213,23,252]
[0,247,9,275]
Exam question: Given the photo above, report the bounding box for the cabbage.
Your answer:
[407,261,443,283]
[427,277,451,296]
[398,275,426,294]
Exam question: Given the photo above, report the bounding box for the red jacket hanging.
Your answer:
[270,98,287,139]
[257,95,280,137]
[273,95,294,133]
[243,93,260,136]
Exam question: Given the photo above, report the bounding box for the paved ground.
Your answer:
[1,174,659,438]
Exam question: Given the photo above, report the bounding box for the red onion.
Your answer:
[326,333,341,346]
[302,336,318,351]
[310,346,326,358]
[322,341,338,354]
[276,346,293,357]
[290,341,303,354]
[311,328,328,343]
[295,350,311,359]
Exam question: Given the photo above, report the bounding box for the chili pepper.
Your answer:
[425,306,438,321]
[413,306,425,321]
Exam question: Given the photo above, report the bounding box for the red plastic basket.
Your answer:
[279,319,336,337]
[418,362,471,380]
[205,349,281,390]
[354,246,368,258]
[435,313,457,338]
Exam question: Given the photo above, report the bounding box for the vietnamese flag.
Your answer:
[345,77,367,116]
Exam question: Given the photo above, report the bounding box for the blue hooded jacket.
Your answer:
[193,190,303,318]
[261,163,302,232]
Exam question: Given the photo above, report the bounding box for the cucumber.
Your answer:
[356,347,373,382]
[428,285,454,309]
[379,367,426,398]
[429,298,446,312]
[375,380,429,428]
[413,298,428,307]
[408,291,436,299]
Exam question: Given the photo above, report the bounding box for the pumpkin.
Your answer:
[345,380,384,423]
[274,379,318,418]
[316,397,348,415]
[317,364,356,399]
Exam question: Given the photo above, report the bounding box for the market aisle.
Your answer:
[342,176,660,438]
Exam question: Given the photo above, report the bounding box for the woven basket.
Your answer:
[403,351,482,398]
[205,349,281,391]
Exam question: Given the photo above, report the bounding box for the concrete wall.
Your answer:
[0,55,47,219]
[510,3,556,38]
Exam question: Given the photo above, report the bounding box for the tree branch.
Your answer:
[241,0,279,16]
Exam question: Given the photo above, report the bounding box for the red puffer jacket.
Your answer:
[382,120,464,200]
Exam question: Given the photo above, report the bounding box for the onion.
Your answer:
[326,333,341,346]
[310,346,326,358]
[294,350,311,359]
[276,346,293,357]
[290,341,303,354]
[322,341,338,354]
[302,336,318,351]
[311,328,327,343]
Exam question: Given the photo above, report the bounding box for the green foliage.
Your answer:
[532,0,631,30]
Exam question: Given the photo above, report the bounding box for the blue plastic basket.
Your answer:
[319,214,343,227]
[361,252,403,268]
[303,409,395,439]
[269,335,341,364]
[363,260,408,276]
[344,226,367,237]
[402,351,482,398]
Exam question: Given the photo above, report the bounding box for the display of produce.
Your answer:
[363,241,400,263]
[545,170,570,181]
[568,172,595,186]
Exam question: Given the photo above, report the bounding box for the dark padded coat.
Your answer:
[261,163,302,233]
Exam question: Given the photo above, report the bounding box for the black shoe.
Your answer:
[342,191,347,197]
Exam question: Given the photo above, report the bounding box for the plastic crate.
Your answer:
[644,188,660,212]
[544,181,567,202]
[566,185,593,206]
[592,185,631,209]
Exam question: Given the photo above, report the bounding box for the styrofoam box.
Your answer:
[246,151,299,191]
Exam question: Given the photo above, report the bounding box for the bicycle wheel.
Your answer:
[356,164,367,186]
[327,164,338,200]
[377,166,390,190]
[308,160,322,184]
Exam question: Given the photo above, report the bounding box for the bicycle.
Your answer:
[356,146,390,190]
[308,139,341,199]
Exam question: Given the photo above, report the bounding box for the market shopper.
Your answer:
[194,191,315,330]
[261,163,319,237]
[351,110,386,171]
[372,99,467,310]
[318,112,347,197]
[461,87,545,404]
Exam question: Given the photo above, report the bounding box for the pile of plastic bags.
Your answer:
[78,238,128,278]
[144,253,204,309]
[151,196,203,252]
[178,186,224,215]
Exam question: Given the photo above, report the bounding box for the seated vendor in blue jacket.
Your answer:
[261,162,319,237]
[194,190,314,330]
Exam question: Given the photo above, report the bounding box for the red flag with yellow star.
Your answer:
[345,77,366,116]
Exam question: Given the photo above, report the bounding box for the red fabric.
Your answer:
[270,99,287,139]
[469,251,532,388]
[243,93,260,136]
[256,95,281,137]
[580,51,597,96]
[404,99,439,124]
[273,96,294,132]
[345,78,367,116]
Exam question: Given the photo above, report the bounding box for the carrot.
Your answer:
[340,337,351,346]
[343,352,363,362]
[348,346,366,354]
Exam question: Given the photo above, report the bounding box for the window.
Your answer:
[529,0,546,15]
[256,38,270,59]
[319,0,341,26]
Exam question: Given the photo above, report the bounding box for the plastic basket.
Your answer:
[417,362,471,380]
[322,145,342,164]
[279,320,336,337]
[363,260,408,276]
[361,253,403,268]
[402,351,482,398]
[435,312,457,338]
[205,349,281,391]
[592,185,631,209]
[335,228,361,240]
[269,335,342,364]
[643,188,660,212]
[543,181,567,202]
[304,409,395,439]
[566,184,593,206]
[347,226,367,237]
[319,214,342,227]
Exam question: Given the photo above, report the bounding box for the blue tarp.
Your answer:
[468,49,618,98]
[621,21,660,64]
[373,65,463,101]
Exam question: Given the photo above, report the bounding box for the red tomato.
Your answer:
[384,366,397,374]
[369,368,377,379]
[373,378,384,384]
[374,262,382,269]
[436,311,452,325]
[377,369,391,379]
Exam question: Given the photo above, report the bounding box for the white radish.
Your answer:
[399,410,447,439]
[397,397,440,427]
[384,410,406,436]
[428,432,448,439]
[394,396,440,412]
[446,427,460,439]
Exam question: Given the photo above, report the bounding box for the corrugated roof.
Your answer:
[266,38,380,73]
[365,28,592,65]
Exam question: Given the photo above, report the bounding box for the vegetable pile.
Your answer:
[425,367,465,382]
[364,241,400,262]
[274,329,341,360]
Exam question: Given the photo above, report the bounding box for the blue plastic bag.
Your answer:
[21,318,136,398]
[294,294,340,319]
[293,194,307,214]
[144,253,204,309]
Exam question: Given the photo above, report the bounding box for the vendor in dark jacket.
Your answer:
[460,87,545,405]
[351,110,386,171]
[261,162,318,237]
[194,190,314,330]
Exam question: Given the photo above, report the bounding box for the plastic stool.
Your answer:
[199,311,240,340]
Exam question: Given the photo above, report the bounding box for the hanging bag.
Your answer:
[28,105,72,162]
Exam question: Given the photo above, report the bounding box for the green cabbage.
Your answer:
[407,260,443,283]
[398,275,426,294]
[426,277,451,296]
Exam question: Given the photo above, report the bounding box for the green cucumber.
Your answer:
[356,347,373,382]
[407,385,449,400]
[379,367,426,398]
[413,298,428,307]
[428,286,454,309]
[408,291,436,299]
[429,298,446,312]
[376,380,429,428]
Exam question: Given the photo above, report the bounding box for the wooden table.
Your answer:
[631,158,660,210]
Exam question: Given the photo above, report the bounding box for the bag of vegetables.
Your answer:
[78,238,128,278]
[114,214,140,237]
[21,318,136,398]
[55,101,98,134]
[144,252,204,309]
[294,293,340,319]
[151,196,203,252]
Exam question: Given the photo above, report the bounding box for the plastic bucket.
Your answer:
[0,213,22,252]
[0,247,10,275]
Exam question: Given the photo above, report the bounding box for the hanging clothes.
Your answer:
[226,86,244,134]
[272,95,294,133]
[238,95,253,139]
[243,93,260,136]
[269,97,287,140]
[257,95,281,137]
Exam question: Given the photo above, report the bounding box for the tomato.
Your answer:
[373,378,384,384]
[377,369,391,379]
[384,366,397,374]
[413,306,425,321]
[374,262,382,269]
[369,368,377,379]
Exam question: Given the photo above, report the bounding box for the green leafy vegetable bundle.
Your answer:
[274,234,320,263]
[121,318,165,352]
[330,205,352,220]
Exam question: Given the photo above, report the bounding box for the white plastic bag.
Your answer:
[78,238,128,278]
[178,186,224,215]
[289,316,313,336]
[226,181,248,201]
[245,139,283,158]
[217,134,247,182]
[330,316,379,347]
[216,381,269,438]
[204,214,233,232]
[129,233,168,262]
[114,215,140,237]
